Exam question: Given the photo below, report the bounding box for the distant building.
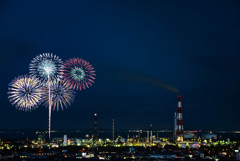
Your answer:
[63,135,67,146]
[203,133,217,140]
[37,132,45,142]
[151,152,176,159]
[184,133,195,139]
[236,151,240,160]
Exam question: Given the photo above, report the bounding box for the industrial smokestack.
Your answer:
[94,113,98,141]
[150,124,153,145]
[176,95,184,142]
[173,112,177,140]
[112,118,115,143]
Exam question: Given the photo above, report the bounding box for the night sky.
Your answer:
[0,1,240,130]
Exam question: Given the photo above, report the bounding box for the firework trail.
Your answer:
[8,75,43,111]
[61,58,96,90]
[43,80,75,111]
[29,53,63,139]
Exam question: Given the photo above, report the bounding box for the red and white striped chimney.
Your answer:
[176,95,184,141]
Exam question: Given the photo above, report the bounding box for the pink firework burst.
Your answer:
[61,58,96,90]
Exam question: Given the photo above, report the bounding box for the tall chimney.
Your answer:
[94,113,98,141]
[173,112,177,140]
[150,124,153,144]
[176,95,184,142]
[112,118,115,143]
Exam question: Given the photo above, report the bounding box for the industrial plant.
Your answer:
[0,95,240,160]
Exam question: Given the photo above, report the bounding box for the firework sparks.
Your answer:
[8,75,43,111]
[61,58,96,90]
[29,53,63,84]
[29,53,63,139]
[43,80,75,111]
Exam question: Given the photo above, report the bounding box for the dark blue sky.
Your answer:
[0,1,240,130]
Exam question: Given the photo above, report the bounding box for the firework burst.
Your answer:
[8,75,43,111]
[43,80,75,111]
[29,53,63,139]
[61,58,96,90]
[29,53,63,84]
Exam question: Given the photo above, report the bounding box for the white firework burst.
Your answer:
[29,53,63,84]
[8,75,43,111]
